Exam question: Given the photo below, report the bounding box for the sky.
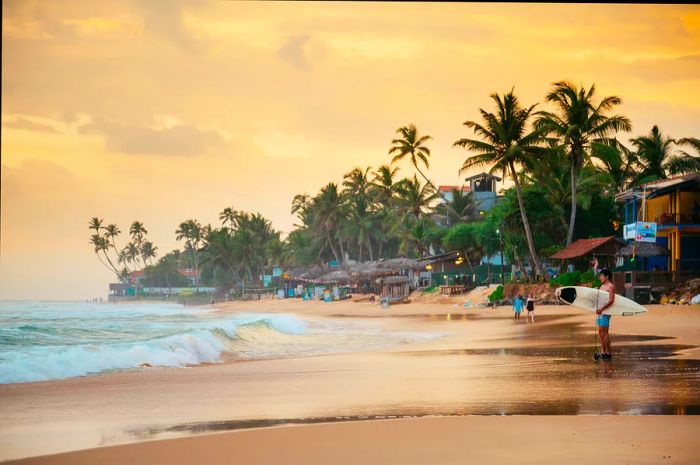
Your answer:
[2,1,700,300]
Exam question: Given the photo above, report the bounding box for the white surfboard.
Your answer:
[556,286,647,316]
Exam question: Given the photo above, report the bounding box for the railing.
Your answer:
[656,213,700,225]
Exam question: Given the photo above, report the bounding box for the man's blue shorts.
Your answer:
[597,314,611,328]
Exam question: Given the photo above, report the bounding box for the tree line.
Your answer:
[90,81,700,289]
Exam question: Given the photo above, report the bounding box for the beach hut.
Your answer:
[377,275,411,304]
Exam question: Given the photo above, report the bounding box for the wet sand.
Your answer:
[1,298,700,463]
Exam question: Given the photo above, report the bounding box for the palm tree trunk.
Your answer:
[509,162,545,279]
[567,161,578,246]
[414,165,445,202]
[368,237,374,262]
[326,233,341,265]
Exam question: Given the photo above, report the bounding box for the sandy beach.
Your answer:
[2,295,700,464]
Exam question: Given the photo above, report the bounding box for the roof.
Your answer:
[616,241,670,258]
[178,269,197,278]
[127,270,145,278]
[615,173,700,202]
[550,236,626,259]
[464,173,502,182]
[378,275,410,284]
[438,185,470,192]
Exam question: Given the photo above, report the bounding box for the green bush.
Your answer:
[550,270,601,288]
[421,285,438,295]
[549,271,581,288]
[488,285,504,302]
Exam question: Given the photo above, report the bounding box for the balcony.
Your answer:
[656,213,700,225]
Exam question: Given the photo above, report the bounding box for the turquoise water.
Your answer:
[0,301,440,384]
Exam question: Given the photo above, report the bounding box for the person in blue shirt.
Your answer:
[513,294,524,322]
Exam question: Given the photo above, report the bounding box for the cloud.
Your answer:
[277,35,311,69]
[80,120,225,156]
[2,117,61,133]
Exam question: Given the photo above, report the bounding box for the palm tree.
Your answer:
[394,176,438,220]
[437,186,477,225]
[535,81,631,245]
[631,128,700,183]
[89,217,103,234]
[219,207,238,232]
[454,89,548,278]
[312,183,346,266]
[141,241,159,266]
[389,124,441,197]
[672,137,700,173]
[371,164,400,205]
[176,219,204,290]
[630,125,677,184]
[129,221,148,244]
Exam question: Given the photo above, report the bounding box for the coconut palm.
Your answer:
[89,217,103,234]
[454,89,548,278]
[436,186,478,225]
[129,221,148,244]
[389,124,441,196]
[176,219,204,289]
[140,241,159,266]
[535,81,632,245]
[394,175,439,220]
[631,129,700,183]
[311,183,346,266]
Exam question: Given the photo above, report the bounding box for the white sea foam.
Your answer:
[0,302,443,384]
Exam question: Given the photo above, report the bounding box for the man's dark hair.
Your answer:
[599,268,612,279]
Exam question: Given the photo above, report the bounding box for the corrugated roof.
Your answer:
[438,185,470,192]
[550,236,626,259]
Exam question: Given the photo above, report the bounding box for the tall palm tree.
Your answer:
[219,207,237,232]
[176,219,204,290]
[389,124,441,197]
[535,81,631,245]
[129,221,148,244]
[312,183,346,266]
[454,89,547,278]
[141,241,159,266]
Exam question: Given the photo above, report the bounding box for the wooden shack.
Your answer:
[377,275,410,304]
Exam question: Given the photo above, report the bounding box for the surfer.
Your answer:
[596,268,615,361]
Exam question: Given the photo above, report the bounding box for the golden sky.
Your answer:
[2,1,700,299]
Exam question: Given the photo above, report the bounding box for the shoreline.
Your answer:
[7,416,700,465]
[2,298,699,462]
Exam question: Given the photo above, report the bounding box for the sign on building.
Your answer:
[624,222,657,242]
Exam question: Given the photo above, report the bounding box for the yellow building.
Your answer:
[616,173,700,274]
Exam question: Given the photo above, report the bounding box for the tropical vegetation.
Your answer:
[90,80,699,290]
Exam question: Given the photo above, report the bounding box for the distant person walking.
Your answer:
[526,292,535,323]
[513,294,524,322]
[595,268,616,361]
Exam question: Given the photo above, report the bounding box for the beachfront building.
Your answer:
[615,173,700,275]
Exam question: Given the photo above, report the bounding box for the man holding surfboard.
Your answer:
[596,268,615,361]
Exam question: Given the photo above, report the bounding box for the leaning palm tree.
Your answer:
[389,124,442,196]
[454,89,547,278]
[535,81,632,245]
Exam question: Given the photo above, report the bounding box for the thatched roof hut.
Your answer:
[616,241,670,258]
[318,269,351,284]
[377,275,410,303]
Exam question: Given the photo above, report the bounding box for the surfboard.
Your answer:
[555,286,647,316]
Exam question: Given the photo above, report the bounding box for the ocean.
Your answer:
[0,301,441,384]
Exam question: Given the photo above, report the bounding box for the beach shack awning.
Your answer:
[616,241,670,258]
[550,236,626,260]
